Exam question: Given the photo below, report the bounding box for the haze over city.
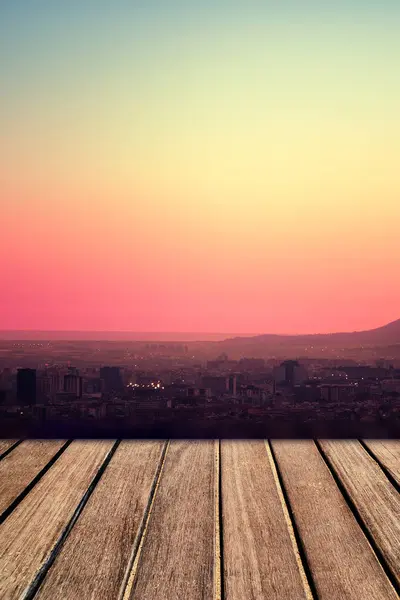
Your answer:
[1,1,400,335]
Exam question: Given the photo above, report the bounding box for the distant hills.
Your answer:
[223,318,400,344]
[217,319,400,355]
[0,319,399,350]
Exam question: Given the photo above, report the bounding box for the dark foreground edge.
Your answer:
[0,417,399,439]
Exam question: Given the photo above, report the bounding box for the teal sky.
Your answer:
[2,1,400,124]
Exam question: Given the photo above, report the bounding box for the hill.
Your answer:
[216,319,400,357]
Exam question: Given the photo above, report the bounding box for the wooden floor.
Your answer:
[0,440,399,600]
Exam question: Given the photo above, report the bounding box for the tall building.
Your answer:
[100,366,123,393]
[67,366,80,376]
[0,368,12,390]
[228,374,237,396]
[64,374,83,398]
[17,368,37,405]
[273,361,308,387]
[83,377,103,395]
[37,372,61,398]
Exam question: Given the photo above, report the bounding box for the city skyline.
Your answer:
[2,1,400,334]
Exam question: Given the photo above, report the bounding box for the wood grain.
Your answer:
[34,441,165,600]
[319,440,400,586]
[0,440,19,458]
[221,440,311,600]
[271,440,398,600]
[363,440,400,486]
[0,440,114,600]
[127,440,215,600]
[0,439,399,599]
[0,440,67,516]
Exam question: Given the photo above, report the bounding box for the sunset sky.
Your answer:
[1,1,400,335]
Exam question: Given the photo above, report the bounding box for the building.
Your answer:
[338,366,388,380]
[320,384,356,403]
[228,375,237,396]
[376,360,394,370]
[201,376,228,395]
[239,358,265,371]
[206,355,237,371]
[239,385,268,405]
[293,384,322,403]
[163,383,190,399]
[37,372,61,398]
[0,368,12,390]
[273,361,308,387]
[83,377,103,395]
[17,368,37,405]
[67,366,80,376]
[64,374,83,398]
[381,379,400,394]
[100,367,123,393]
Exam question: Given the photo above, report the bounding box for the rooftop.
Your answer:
[0,438,399,599]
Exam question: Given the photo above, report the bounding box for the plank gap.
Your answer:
[118,440,170,600]
[358,440,400,494]
[0,440,23,461]
[215,439,223,600]
[0,441,72,525]
[267,440,318,600]
[21,440,121,600]
[315,440,400,597]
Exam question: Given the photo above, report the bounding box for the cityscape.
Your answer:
[1,320,399,438]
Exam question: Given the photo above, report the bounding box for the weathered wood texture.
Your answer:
[363,440,400,486]
[271,440,398,600]
[0,440,67,516]
[127,440,216,600]
[0,439,399,600]
[221,440,311,600]
[35,441,165,600]
[0,440,114,600]
[0,440,19,458]
[319,440,400,586]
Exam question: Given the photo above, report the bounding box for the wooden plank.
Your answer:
[0,440,114,600]
[125,440,215,600]
[0,440,67,517]
[319,440,400,587]
[363,440,400,486]
[34,441,165,600]
[271,440,398,600]
[0,440,19,458]
[221,440,311,599]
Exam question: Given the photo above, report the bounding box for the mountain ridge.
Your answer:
[223,318,400,343]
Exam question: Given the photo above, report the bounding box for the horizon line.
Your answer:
[0,317,397,340]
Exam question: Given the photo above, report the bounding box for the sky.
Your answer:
[1,1,400,335]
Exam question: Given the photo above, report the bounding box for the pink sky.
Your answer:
[1,188,399,335]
